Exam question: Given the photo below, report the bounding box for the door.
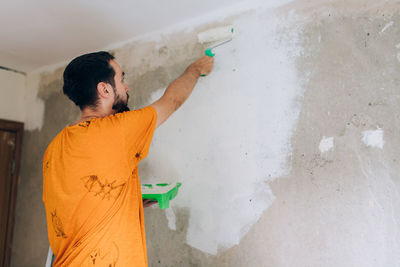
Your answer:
[0,119,23,267]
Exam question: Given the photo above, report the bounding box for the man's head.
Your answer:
[63,51,130,113]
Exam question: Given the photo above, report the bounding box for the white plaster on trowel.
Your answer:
[362,128,384,149]
[24,72,45,130]
[141,183,178,194]
[319,136,334,153]
[141,7,304,255]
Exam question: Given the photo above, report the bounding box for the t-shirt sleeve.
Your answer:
[115,106,157,161]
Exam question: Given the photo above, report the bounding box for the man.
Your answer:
[43,51,214,266]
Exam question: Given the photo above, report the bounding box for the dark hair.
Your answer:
[63,51,115,109]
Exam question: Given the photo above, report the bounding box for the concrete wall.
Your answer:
[11,0,400,266]
[0,69,25,122]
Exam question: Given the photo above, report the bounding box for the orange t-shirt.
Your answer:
[43,106,157,266]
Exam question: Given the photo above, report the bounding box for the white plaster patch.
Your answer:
[141,7,304,255]
[361,128,384,149]
[381,21,393,33]
[165,208,177,231]
[0,70,25,123]
[24,73,45,130]
[319,136,334,153]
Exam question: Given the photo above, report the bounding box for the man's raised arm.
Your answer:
[150,56,214,128]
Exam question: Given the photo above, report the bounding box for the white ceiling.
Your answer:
[0,0,253,73]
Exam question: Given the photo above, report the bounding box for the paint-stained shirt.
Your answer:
[42,106,157,266]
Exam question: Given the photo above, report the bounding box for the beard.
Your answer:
[112,92,130,113]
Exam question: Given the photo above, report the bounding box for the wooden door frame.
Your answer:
[0,119,24,267]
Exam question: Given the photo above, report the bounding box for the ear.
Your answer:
[97,82,113,99]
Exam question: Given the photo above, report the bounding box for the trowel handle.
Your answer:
[200,48,215,76]
[205,48,215,57]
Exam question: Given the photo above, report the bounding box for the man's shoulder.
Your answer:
[44,128,65,154]
[111,106,157,124]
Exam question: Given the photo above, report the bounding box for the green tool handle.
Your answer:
[205,48,215,57]
[200,48,215,76]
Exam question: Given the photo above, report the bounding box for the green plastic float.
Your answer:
[141,182,182,209]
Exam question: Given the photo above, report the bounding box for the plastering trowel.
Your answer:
[141,182,181,209]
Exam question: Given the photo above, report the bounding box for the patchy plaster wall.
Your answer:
[120,8,305,256]
[11,67,80,266]
[209,1,400,265]
[11,0,400,266]
[0,69,25,122]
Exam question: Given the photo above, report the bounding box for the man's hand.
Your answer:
[143,199,158,208]
[188,56,214,76]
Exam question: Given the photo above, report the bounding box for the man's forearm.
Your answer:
[162,65,200,111]
[150,56,213,128]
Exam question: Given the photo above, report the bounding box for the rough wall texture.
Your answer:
[211,2,400,266]
[0,70,25,123]
[11,1,400,266]
[11,69,79,266]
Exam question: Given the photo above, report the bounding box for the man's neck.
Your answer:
[71,107,115,126]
